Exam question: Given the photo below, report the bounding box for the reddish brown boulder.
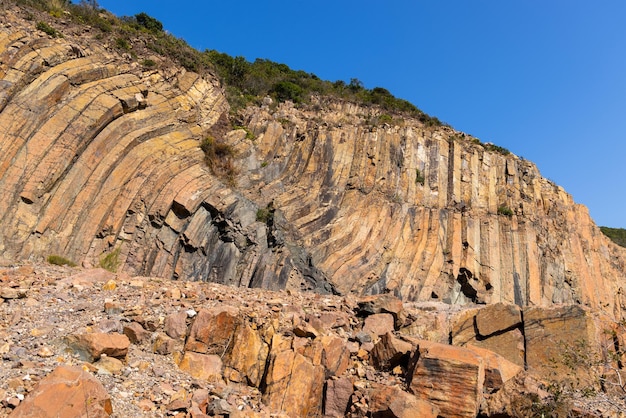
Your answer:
[122,322,150,344]
[323,377,353,417]
[320,335,350,377]
[10,365,112,417]
[223,322,269,387]
[185,306,240,354]
[178,352,223,382]
[165,311,189,340]
[369,384,439,418]
[371,332,414,371]
[524,305,597,385]
[263,335,325,417]
[475,303,522,336]
[65,332,130,362]
[362,313,395,338]
[407,340,484,418]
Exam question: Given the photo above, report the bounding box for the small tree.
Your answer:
[135,12,163,33]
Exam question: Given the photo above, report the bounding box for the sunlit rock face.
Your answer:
[1,10,625,317]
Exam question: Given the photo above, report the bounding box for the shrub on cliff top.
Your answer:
[600,226,626,247]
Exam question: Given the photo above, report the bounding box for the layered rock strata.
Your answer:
[1,8,625,319]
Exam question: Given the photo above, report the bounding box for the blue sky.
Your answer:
[96,1,626,228]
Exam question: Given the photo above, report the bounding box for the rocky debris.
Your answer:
[9,365,112,417]
[0,264,624,417]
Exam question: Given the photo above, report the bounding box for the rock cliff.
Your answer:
[0,5,625,319]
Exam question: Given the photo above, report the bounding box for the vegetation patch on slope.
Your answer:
[9,0,444,127]
[600,226,626,247]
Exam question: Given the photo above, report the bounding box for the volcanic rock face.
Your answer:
[1,7,626,319]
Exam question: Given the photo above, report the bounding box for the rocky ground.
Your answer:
[0,262,407,417]
[1,262,626,417]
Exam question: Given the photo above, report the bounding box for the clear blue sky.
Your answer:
[96,1,626,228]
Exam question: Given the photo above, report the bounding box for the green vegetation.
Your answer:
[46,254,76,267]
[234,126,255,140]
[415,168,425,185]
[484,143,511,155]
[600,226,626,247]
[141,58,156,68]
[497,205,514,217]
[200,136,238,184]
[99,247,121,272]
[36,21,60,37]
[256,208,272,223]
[14,0,447,128]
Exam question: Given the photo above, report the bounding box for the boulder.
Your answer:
[356,294,405,327]
[10,365,112,417]
[65,332,130,362]
[185,306,240,354]
[178,352,223,382]
[263,335,325,417]
[323,377,353,417]
[407,340,484,418]
[369,384,439,418]
[362,313,395,338]
[165,311,189,340]
[371,332,414,371]
[524,305,597,384]
[122,322,150,344]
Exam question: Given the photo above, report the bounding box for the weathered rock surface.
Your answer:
[0,3,625,320]
[9,365,112,417]
[0,264,624,417]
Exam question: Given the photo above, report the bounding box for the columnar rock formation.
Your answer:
[1,8,625,320]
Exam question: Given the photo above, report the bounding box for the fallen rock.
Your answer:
[65,332,130,362]
[371,332,414,371]
[122,322,150,344]
[165,311,189,340]
[263,336,325,417]
[178,352,223,382]
[185,306,240,354]
[369,384,439,418]
[362,313,395,338]
[407,340,484,418]
[323,377,353,417]
[10,365,112,417]
[356,294,405,328]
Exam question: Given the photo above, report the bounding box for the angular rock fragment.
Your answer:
[10,365,112,417]
[65,332,130,362]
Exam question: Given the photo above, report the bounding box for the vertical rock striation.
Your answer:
[0,9,625,319]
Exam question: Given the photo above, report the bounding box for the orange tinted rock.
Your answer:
[463,344,523,392]
[369,384,439,418]
[524,305,597,383]
[178,352,223,382]
[224,322,269,387]
[319,335,350,377]
[65,332,130,362]
[10,365,112,417]
[407,340,484,418]
[451,305,525,367]
[371,333,414,371]
[475,303,521,336]
[185,306,240,354]
[263,348,325,417]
